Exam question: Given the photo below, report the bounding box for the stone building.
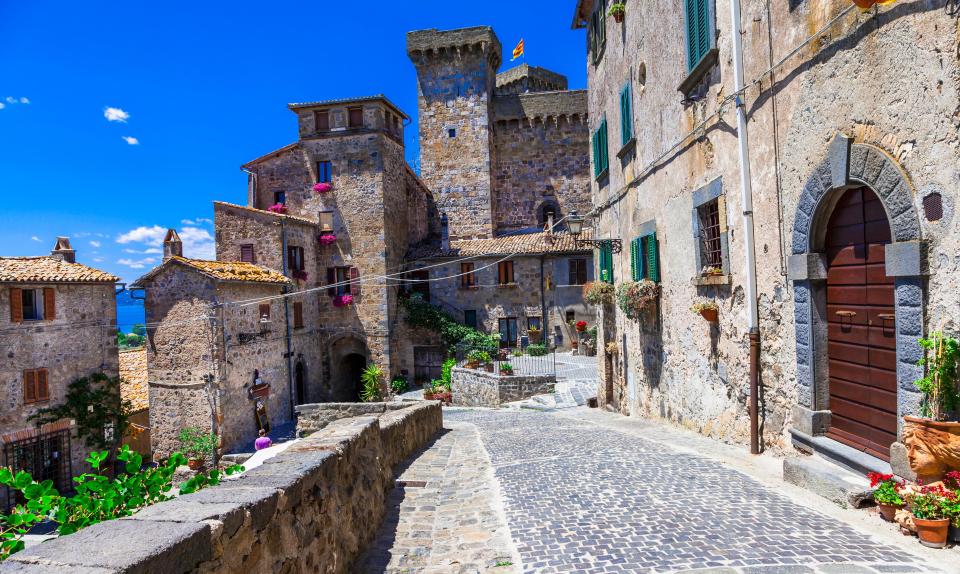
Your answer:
[132,232,291,459]
[571,0,959,475]
[0,238,119,505]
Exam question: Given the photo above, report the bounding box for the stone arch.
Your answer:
[328,334,369,402]
[788,135,927,472]
[537,200,561,230]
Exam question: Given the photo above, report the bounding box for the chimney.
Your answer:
[163,229,183,261]
[51,237,76,263]
[440,213,450,251]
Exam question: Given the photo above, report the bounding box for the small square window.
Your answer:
[317,161,332,183]
[448,128,457,138]
[348,107,363,128]
[240,244,255,263]
[464,310,477,329]
[319,211,334,234]
[315,111,330,131]
[274,191,286,205]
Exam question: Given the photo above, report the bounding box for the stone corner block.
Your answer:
[889,441,916,481]
[885,241,929,277]
[791,405,831,436]
[782,456,870,509]
[787,253,827,281]
[829,133,851,189]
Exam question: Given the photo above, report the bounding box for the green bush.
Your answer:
[360,364,383,402]
[441,358,456,384]
[390,376,409,394]
[527,344,548,357]
[401,293,498,351]
[178,427,217,461]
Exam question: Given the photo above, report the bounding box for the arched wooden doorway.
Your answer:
[824,186,897,460]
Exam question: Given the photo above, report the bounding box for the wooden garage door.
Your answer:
[414,346,445,384]
[825,187,897,461]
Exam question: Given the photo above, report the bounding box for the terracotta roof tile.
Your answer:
[119,348,149,412]
[408,230,592,260]
[132,256,290,287]
[0,257,119,283]
[213,201,317,226]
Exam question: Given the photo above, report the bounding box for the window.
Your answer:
[317,161,332,184]
[447,128,457,138]
[568,258,588,285]
[498,318,518,347]
[274,191,286,206]
[464,310,478,329]
[684,0,715,73]
[527,316,542,331]
[697,199,723,270]
[497,261,515,285]
[393,116,401,133]
[620,83,633,146]
[589,0,607,65]
[293,301,304,329]
[540,203,558,230]
[23,369,49,404]
[9,288,54,322]
[592,118,609,178]
[630,233,660,282]
[258,304,271,321]
[314,110,330,132]
[565,310,576,324]
[460,262,476,288]
[328,267,360,297]
[348,107,363,128]
[240,244,255,263]
[287,246,304,272]
[598,242,614,284]
[319,211,335,235]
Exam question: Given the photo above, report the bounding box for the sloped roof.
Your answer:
[119,348,148,413]
[287,94,409,120]
[213,201,317,226]
[0,257,119,284]
[132,256,290,288]
[408,230,592,260]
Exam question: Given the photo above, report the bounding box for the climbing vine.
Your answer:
[29,373,131,452]
[401,294,498,352]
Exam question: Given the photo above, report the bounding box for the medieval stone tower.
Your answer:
[407,27,502,241]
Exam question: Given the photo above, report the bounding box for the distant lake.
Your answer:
[116,293,145,334]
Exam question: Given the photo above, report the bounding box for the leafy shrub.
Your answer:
[360,364,383,402]
[915,332,960,420]
[616,280,660,320]
[29,373,130,451]
[390,376,409,394]
[527,344,548,357]
[178,427,217,461]
[499,363,514,375]
[441,358,456,384]
[401,293,497,351]
[583,281,614,305]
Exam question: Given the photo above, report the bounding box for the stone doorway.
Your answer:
[329,335,369,402]
[295,361,306,405]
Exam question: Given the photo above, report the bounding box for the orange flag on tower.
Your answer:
[511,38,524,61]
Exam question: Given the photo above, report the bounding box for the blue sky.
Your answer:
[0,1,587,284]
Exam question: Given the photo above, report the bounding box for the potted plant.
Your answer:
[583,281,615,306]
[868,472,906,522]
[608,1,626,23]
[178,427,217,471]
[616,280,660,321]
[691,299,720,322]
[906,484,955,548]
[904,331,960,484]
[701,266,724,277]
[333,294,354,307]
[313,182,333,193]
[575,320,588,333]
[466,350,486,369]
[319,234,337,246]
[528,327,542,344]
[500,363,514,376]
[480,351,494,373]
[390,375,409,394]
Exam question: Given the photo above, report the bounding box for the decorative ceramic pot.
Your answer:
[612,12,624,23]
[187,458,204,471]
[914,517,950,548]
[902,416,960,484]
[700,309,719,322]
[877,502,904,522]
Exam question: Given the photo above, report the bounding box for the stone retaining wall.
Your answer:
[451,367,555,407]
[3,402,443,574]
[294,402,411,437]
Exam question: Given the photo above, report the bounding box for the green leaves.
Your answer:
[360,365,384,402]
[914,331,960,420]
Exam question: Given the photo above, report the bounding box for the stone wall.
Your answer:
[3,402,443,574]
[294,401,411,437]
[451,367,555,407]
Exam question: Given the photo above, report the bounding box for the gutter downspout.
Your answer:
[730,0,762,455]
[539,255,547,349]
[279,218,296,421]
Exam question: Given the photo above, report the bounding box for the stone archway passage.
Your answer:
[340,353,366,402]
[824,187,897,460]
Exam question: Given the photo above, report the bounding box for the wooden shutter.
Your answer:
[36,369,49,401]
[10,288,23,323]
[315,111,329,131]
[630,239,640,281]
[293,302,304,329]
[327,268,336,296]
[686,0,710,71]
[620,85,633,145]
[23,370,36,403]
[568,260,577,286]
[259,303,270,320]
[598,119,609,173]
[349,267,361,297]
[647,233,660,283]
[240,244,255,263]
[42,288,55,320]
[592,131,599,177]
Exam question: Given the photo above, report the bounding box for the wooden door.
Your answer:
[413,346,444,384]
[825,187,897,461]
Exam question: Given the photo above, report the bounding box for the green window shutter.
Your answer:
[591,131,598,177]
[599,119,608,173]
[620,85,633,146]
[685,0,710,72]
[646,232,660,283]
[605,243,614,283]
[630,238,638,281]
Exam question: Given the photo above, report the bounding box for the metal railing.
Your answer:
[454,343,556,377]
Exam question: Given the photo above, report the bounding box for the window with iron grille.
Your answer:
[697,199,723,270]
[3,429,72,511]
[460,262,476,288]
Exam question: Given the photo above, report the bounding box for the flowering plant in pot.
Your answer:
[868,472,905,521]
[313,182,333,193]
[333,294,354,307]
[499,363,514,375]
[575,320,588,332]
[616,280,660,321]
[178,427,217,471]
[466,350,486,369]
[583,281,615,306]
[906,483,957,548]
[319,234,337,246]
[701,266,724,277]
[691,299,719,322]
[292,269,308,282]
[607,2,626,22]
[267,203,287,214]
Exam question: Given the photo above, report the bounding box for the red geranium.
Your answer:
[575,320,587,332]
[945,471,960,491]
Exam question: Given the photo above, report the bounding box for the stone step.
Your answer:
[783,455,873,509]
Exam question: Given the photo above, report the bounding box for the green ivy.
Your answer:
[915,332,960,420]
[29,373,131,452]
[400,294,498,352]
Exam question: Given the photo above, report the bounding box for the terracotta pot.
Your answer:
[466,361,479,369]
[187,458,204,471]
[877,502,904,522]
[612,12,624,23]
[484,364,494,373]
[914,517,950,548]
[902,416,960,483]
[500,369,513,376]
[700,308,719,322]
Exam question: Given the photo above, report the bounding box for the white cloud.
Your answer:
[89,240,101,248]
[122,136,139,145]
[117,258,147,269]
[116,225,166,246]
[181,217,212,226]
[92,257,105,262]
[122,247,163,255]
[19,97,29,104]
[0,103,5,110]
[144,247,162,254]
[5,97,15,104]
[30,235,41,242]
[104,107,130,123]
[179,227,215,260]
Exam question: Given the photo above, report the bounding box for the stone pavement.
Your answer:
[358,407,949,574]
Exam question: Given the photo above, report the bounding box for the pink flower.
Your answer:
[333,294,354,307]
[319,234,337,246]
[313,183,333,193]
[267,203,287,214]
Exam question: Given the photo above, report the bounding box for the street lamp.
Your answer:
[567,210,622,254]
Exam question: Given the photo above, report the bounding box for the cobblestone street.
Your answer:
[359,408,950,574]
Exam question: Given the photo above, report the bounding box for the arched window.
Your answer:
[539,202,560,231]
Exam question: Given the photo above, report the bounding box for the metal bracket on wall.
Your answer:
[574,238,623,254]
